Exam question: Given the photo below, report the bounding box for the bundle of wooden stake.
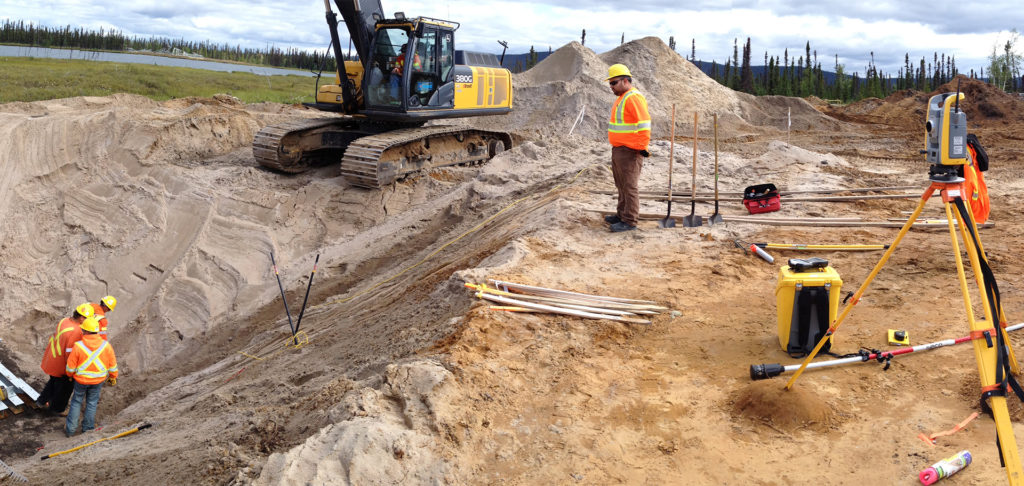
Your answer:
[465,280,669,325]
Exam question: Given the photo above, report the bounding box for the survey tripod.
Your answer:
[783,91,1024,485]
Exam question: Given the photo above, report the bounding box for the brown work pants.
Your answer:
[611,146,644,226]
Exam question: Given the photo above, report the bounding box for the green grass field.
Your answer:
[0,56,320,104]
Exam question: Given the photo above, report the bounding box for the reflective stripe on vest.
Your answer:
[608,90,652,134]
[49,321,73,358]
[67,341,110,379]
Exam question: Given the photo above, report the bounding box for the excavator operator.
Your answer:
[389,43,422,99]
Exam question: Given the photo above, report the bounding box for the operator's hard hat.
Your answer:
[75,303,94,319]
[80,316,100,333]
[606,64,632,81]
[101,295,117,311]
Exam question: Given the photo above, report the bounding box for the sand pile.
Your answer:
[470,37,838,142]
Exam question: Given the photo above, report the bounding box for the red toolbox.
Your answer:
[743,183,781,214]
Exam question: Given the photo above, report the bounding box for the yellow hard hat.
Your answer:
[606,63,632,81]
[75,303,94,319]
[101,295,117,311]
[80,316,100,333]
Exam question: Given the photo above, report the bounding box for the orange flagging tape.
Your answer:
[919,412,980,445]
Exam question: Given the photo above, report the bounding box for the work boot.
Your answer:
[609,221,637,233]
[604,214,621,224]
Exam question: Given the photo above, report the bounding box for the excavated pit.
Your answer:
[3,37,1024,484]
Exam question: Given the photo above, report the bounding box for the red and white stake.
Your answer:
[750,323,1024,380]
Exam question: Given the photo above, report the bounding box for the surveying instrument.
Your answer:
[783,86,1024,485]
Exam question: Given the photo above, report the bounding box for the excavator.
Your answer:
[253,0,513,188]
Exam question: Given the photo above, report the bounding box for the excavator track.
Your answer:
[340,125,512,188]
[253,117,354,173]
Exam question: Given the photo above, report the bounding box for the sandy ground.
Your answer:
[3,37,1024,485]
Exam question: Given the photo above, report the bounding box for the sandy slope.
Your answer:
[3,37,1024,486]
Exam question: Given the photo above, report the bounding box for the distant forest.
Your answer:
[5,20,1022,104]
[674,36,1024,103]
[0,19,343,72]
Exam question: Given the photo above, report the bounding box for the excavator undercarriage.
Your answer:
[253,120,511,188]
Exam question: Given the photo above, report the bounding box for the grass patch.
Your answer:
[0,57,319,104]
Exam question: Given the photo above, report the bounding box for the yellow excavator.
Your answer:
[253,0,513,188]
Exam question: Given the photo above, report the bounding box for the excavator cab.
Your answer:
[365,18,456,112]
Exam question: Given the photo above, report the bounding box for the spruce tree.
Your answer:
[740,37,753,93]
[731,38,739,90]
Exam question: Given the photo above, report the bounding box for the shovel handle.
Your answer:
[691,112,698,202]
[667,105,676,198]
[713,113,719,202]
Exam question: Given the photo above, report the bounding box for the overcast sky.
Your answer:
[2,0,1022,77]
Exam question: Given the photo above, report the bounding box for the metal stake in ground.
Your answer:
[682,111,702,227]
[708,113,724,224]
[659,104,678,228]
[291,254,320,345]
[270,253,296,338]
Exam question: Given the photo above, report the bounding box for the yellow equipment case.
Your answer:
[775,258,843,356]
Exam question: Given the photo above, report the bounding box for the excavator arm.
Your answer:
[323,0,383,113]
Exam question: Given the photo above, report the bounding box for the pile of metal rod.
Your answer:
[0,360,40,419]
[465,280,669,325]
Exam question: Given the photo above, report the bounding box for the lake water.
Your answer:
[0,45,317,77]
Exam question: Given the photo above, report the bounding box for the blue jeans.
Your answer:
[65,381,102,436]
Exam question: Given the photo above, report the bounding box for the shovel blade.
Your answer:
[659,217,676,228]
[708,213,724,225]
[682,214,702,227]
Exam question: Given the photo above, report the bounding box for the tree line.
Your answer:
[0,19,346,72]
[686,37,1023,102]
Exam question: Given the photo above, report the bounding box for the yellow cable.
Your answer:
[42,424,151,460]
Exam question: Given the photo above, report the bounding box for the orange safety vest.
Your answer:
[40,317,83,377]
[962,144,990,224]
[89,302,109,340]
[396,52,422,72]
[607,88,651,151]
[65,334,118,385]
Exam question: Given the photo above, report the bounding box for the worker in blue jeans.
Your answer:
[64,317,118,437]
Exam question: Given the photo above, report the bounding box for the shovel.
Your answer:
[682,111,702,227]
[708,113,724,224]
[658,105,677,228]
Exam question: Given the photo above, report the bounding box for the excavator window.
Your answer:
[365,28,410,107]
[409,28,439,107]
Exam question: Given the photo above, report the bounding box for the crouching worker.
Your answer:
[64,316,118,437]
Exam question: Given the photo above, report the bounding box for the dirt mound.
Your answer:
[468,37,839,142]
[934,75,1024,121]
[732,381,837,432]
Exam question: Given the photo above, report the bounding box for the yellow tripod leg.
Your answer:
[955,202,1022,374]
[947,201,1024,484]
[784,189,933,390]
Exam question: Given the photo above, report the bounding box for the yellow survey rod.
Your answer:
[754,243,889,251]
[41,424,152,460]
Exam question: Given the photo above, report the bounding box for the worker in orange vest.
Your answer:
[88,295,117,340]
[64,316,118,437]
[604,63,651,233]
[36,303,94,415]
[389,42,423,99]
